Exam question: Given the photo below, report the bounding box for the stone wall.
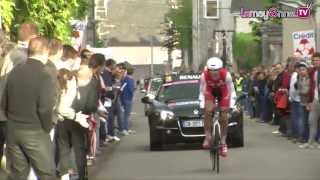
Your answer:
[261,23,282,66]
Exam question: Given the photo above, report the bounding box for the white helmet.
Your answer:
[207,57,223,70]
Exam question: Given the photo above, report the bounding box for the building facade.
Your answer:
[280,0,317,62]
[86,0,182,78]
[192,0,235,71]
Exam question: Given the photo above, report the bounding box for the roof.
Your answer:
[231,0,265,14]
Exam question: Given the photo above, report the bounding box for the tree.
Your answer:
[166,0,193,67]
[161,18,179,72]
[1,0,89,43]
[233,33,261,70]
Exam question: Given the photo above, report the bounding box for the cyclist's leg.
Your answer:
[203,96,215,149]
[218,96,230,157]
[219,109,229,144]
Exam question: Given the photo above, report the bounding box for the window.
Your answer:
[156,83,199,103]
[204,0,219,19]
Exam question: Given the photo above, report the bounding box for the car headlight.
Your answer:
[160,110,174,121]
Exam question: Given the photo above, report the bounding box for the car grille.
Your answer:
[178,117,204,136]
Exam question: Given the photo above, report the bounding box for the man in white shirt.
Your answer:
[289,59,304,143]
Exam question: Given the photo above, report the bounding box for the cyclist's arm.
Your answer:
[199,73,206,109]
[226,72,236,109]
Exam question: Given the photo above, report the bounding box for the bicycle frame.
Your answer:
[212,110,221,142]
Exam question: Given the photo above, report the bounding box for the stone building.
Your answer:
[192,0,235,71]
[86,0,181,79]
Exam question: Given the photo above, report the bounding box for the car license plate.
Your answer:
[182,120,203,128]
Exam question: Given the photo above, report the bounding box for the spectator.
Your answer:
[2,37,56,179]
[0,32,15,164]
[46,38,64,169]
[0,22,38,76]
[296,61,310,143]
[0,22,39,165]
[271,63,285,127]
[262,68,273,123]
[235,73,244,95]
[56,66,98,179]
[101,58,116,143]
[289,59,303,143]
[247,72,256,119]
[107,63,126,140]
[300,53,320,148]
[120,64,136,135]
[88,53,106,155]
[62,45,79,71]
[47,39,64,72]
[255,72,267,123]
[46,39,64,124]
[280,58,296,138]
[251,71,260,119]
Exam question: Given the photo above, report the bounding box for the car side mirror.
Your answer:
[141,96,152,104]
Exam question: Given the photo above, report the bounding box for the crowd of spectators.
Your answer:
[0,21,136,180]
[234,53,320,148]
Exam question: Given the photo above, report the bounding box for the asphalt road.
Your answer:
[1,92,320,180]
[89,93,320,180]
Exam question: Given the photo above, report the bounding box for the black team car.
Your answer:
[141,74,244,151]
[142,74,205,150]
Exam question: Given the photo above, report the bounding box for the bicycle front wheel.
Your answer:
[214,127,220,173]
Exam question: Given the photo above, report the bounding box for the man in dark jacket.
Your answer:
[2,37,56,179]
[0,22,39,165]
[271,63,285,126]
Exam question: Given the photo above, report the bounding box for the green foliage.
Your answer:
[0,0,15,32]
[249,0,282,38]
[1,0,89,43]
[161,18,179,50]
[249,20,263,37]
[166,0,192,50]
[94,38,105,48]
[263,0,278,8]
[233,33,261,70]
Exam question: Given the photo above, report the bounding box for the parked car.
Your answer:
[143,77,163,115]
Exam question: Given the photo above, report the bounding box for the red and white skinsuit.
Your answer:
[199,68,236,110]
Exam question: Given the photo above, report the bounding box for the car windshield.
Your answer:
[149,79,163,93]
[156,81,199,103]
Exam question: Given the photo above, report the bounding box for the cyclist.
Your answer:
[199,57,236,157]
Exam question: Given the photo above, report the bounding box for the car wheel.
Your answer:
[149,125,163,151]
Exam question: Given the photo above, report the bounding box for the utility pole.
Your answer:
[213,30,235,67]
[222,31,227,67]
[150,36,154,77]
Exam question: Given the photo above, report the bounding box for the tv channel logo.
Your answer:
[296,6,311,18]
